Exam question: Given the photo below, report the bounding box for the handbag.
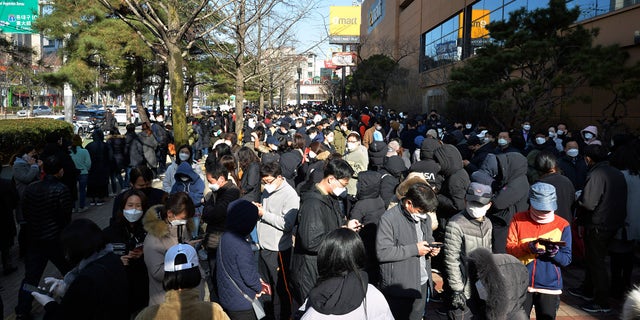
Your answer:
[203,231,223,250]
[219,238,266,319]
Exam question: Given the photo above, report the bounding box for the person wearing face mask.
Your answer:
[443,182,493,319]
[495,131,520,154]
[506,183,572,320]
[252,162,299,320]
[462,122,474,138]
[170,161,205,239]
[162,144,205,193]
[290,159,361,307]
[111,166,168,226]
[376,182,440,320]
[363,118,384,149]
[548,126,564,152]
[321,128,336,154]
[332,118,350,155]
[142,192,196,306]
[297,142,331,194]
[343,132,369,196]
[103,189,151,316]
[580,125,602,146]
[526,133,558,183]
[557,139,588,191]
[202,163,240,302]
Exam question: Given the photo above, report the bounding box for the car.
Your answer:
[218,104,233,112]
[114,108,128,126]
[16,109,29,117]
[33,105,52,116]
[74,110,102,138]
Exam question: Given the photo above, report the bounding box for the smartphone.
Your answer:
[428,242,444,248]
[22,283,50,295]
[112,243,127,256]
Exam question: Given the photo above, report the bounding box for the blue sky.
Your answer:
[295,0,357,60]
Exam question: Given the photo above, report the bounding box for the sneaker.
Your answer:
[90,202,96,206]
[568,287,594,301]
[78,206,89,213]
[581,302,611,313]
[95,201,104,206]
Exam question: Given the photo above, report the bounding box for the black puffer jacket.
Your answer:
[481,153,529,226]
[465,142,495,175]
[22,175,73,243]
[368,141,387,171]
[280,150,303,189]
[379,156,406,208]
[107,134,128,171]
[240,161,261,202]
[202,182,241,233]
[434,144,470,220]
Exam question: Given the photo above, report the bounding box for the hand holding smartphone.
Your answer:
[22,283,50,296]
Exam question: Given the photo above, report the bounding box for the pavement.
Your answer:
[0,177,637,319]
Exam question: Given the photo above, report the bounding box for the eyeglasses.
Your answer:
[347,140,358,143]
[262,177,278,185]
[333,178,348,188]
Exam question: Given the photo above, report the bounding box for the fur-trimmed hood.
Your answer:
[142,204,194,238]
[467,247,529,320]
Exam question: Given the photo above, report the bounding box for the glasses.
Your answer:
[262,177,278,185]
[347,140,358,143]
[333,178,348,188]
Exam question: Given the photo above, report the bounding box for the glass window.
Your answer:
[422,13,461,71]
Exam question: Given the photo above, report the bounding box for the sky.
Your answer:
[295,0,358,60]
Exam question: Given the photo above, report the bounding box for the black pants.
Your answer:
[15,240,72,316]
[387,282,429,320]
[610,249,633,297]
[524,292,560,320]
[226,309,257,320]
[491,223,508,254]
[207,248,219,303]
[582,228,613,306]
[156,146,168,174]
[258,248,293,320]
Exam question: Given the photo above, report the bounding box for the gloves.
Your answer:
[528,240,545,255]
[31,292,55,306]
[451,291,466,309]
[44,277,67,297]
[545,244,560,258]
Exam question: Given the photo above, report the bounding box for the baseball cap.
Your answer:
[465,182,493,205]
[164,243,199,272]
[266,135,280,146]
[529,182,557,211]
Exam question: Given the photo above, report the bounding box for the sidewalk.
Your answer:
[1,188,636,319]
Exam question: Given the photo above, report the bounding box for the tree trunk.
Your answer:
[134,57,147,124]
[234,2,246,137]
[167,41,187,147]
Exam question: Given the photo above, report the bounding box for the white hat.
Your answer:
[164,243,199,272]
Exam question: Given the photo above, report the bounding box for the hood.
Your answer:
[356,171,382,200]
[495,152,527,183]
[308,271,368,315]
[368,141,387,156]
[175,161,199,181]
[420,138,441,160]
[142,205,194,238]
[384,155,408,177]
[581,125,598,137]
[434,144,463,176]
[225,199,259,236]
[92,129,104,141]
[280,151,303,180]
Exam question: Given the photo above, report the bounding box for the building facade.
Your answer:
[359,0,640,129]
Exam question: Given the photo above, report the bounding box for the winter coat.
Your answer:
[379,156,406,208]
[22,175,72,244]
[142,205,193,305]
[580,125,602,145]
[0,178,18,249]
[217,202,261,313]
[135,288,229,320]
[162,161,205,193]
[410,138,443,189]
[506,211,572,292]
[138,131,159,167]
[69,147,92,175]
[103,220,149,314]
[444,211,492,299]
[257,179,299,251]
[170,162,205,209]
[622,170,640,241]
[558,154,588,190]
[107,134,129,171]
[537,173,575,225]
[280,150,303,189]
[344,145,369,196]
[465,142,495,175]
[126,132,145,167]
[298,272,394,320]
[333,127,349,156]
[12,156,40,199]
[368,141,387,171]
[202,182,241,233]
[111,188,168,225]
[376,204,435,298]
[577,161,627,231]
[291,185,347,301]
[41,142,80,201]
[240,161,261,202]
[480,153,530,227]
[526,139,558,183]
[467,248,529,320]
[297,158,326,195]
[85,133,113,196]
[434,144,470,220]
[42,253,129,320]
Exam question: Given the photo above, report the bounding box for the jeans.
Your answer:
[15,240,71,316]
[77,173,88,208]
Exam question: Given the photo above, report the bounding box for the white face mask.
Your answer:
[346,142,357,151]
[466,202,489,219]
[412,213,428,222]
[178,152,190,161]
[326,136,334,143]
[584,132,594,140]
[465,123,472,129]
[332,186,346,197]
[123,209,143,222]
[567,148,579,158]
[209,183,220,191]
[375,125,382,131]
[548,131,556,138]
[308,151,317,159]
[270,144,279,151]
[536,137,546,145]
[340,125,348,132]
[498,138,508,146]
[556,130,564,136]
[263,182,277,194]
[170,219,187,226]
[523,124,531,131]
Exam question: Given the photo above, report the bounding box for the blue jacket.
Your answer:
[170,162,204,209]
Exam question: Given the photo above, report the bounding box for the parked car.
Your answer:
[74,109,104,138]
[33,105,53,116]
[16,109,29,117]
[114,108,128,126]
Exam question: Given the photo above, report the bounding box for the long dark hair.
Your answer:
[237,146,259,171]
[317,228,366,282]
[175,144,192,165]
[115,189,149,225]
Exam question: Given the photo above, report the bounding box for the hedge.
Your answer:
[0,118,73,165]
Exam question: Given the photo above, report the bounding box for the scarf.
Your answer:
[529,210,555,224]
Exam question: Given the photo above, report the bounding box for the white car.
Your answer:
[16,109,29,117]
[114,108,128,125]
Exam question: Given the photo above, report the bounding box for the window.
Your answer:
[307,72,313,78]
[308,62,313,68]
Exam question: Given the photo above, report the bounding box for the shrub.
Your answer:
[0,118,73,165]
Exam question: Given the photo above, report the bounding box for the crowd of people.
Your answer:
[2,103,640,320]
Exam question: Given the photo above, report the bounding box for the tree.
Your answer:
[348,54,398,105]
[447,0,608,128]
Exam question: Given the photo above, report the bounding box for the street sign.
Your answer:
[0,0,38,34]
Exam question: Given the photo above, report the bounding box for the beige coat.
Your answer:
[135,288,229,320]
[142,205,194,306]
